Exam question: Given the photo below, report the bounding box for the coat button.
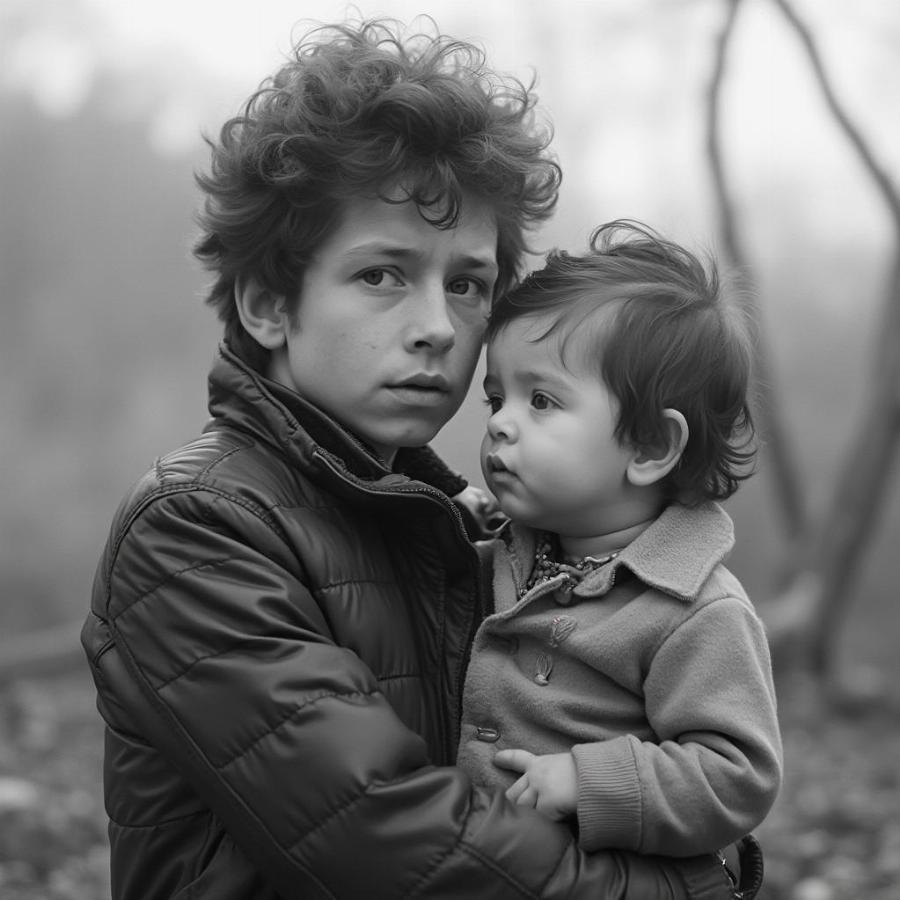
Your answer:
[475,726,500,743]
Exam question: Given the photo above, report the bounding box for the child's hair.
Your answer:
[487,219,757,504]
[193,18,561,369]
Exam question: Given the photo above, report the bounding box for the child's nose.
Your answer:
[487,411,517,441]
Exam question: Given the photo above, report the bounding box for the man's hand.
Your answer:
[494,749,577,820]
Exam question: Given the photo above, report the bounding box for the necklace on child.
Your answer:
[524,532,621,594]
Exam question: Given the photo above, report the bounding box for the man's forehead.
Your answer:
[327,192,498,262]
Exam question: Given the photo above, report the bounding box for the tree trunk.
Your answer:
[705,0,808,544]
[708,0,900,684]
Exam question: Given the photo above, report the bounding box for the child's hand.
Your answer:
[452,485,507,537]
[494,749,577,820]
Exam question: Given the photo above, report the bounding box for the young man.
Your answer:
[82,21,732,899]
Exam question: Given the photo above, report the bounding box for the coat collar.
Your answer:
[205,343,465,494]
[503,502,734,605]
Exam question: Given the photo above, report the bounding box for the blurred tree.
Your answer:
[706,0,900,691]
[0,83,215,678]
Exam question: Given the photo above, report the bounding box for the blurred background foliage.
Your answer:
[1,0,897,673]
[1,0,900,896]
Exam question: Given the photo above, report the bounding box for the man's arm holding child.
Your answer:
[92,491,729,898]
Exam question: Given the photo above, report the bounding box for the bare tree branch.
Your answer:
[706,0,809,542]
[706,0,742,265]
[769,0,900,678]
[771,0,900,230]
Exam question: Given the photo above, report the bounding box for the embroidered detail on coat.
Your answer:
[533,616,576,684]
[534,653,553,685]
[548,615,577,647]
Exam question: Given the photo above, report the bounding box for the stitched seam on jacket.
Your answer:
[106,807,209,829]
[283,779,465,896]
[111,557,235,621]
[214,688,379,769]
[285,780,368,851]
[319,577,397,590]
[456,841,540,899]
[535,835,573,898]
[198,444,244,478]
[150,639,417,694]
[106,484,284,600]
[403,832,464,899]
[152,636,258,691]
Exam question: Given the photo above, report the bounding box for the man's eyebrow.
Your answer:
[342,244,498,273]
[454,254,499,273]
[341,243,415,260]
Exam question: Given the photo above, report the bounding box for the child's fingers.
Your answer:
[505,773,529,803]
[471,486,498,513]
[514,786,538,808]
[493,748,534,773]
[506,775,537,808]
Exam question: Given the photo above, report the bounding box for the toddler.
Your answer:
[457,220,783,859]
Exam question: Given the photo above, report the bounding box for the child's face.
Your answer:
[480,314,640,538]
[269,192,498,465]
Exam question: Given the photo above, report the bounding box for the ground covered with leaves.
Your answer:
[1,670,898,899]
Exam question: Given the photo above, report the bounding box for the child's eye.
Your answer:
[483,395,503,415]
[531,392,556,411]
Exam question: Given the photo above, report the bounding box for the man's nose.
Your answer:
[404,282,456,353]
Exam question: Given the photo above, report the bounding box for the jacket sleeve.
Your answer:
[90,489,729,900]
[572,596,783,856]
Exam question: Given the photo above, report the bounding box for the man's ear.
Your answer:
[234,277,290,350]
[626,409,689,488]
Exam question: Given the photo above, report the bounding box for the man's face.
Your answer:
[268,193,498,465]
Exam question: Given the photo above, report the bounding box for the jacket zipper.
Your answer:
[312,450,481,764]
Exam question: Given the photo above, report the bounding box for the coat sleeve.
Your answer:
[572,596,783,856]
[88,489,729,900]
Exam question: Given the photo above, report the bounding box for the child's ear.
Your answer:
[626,409,689,488]
[234,277,290,350]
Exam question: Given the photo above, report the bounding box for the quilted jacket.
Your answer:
[81,344,732,900]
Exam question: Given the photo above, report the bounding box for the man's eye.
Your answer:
[448,277,480,297]
[359,268,405,288]
[531,392,554,411]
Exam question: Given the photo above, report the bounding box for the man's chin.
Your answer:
[371,423,446,454]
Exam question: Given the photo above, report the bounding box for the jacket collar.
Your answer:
[205,343,464,494]
[504,502,734,604]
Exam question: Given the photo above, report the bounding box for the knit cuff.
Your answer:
[571,738,642,852]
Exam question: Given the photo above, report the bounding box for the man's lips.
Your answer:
[386,374,452,406]
[389,374,451,392]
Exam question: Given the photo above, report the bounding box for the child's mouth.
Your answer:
[485,454,510,475]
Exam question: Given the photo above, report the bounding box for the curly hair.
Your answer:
[487,220,758,504]
[193,19,561,369]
